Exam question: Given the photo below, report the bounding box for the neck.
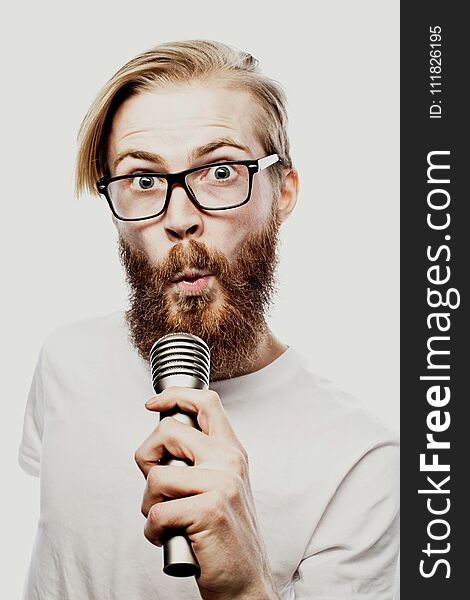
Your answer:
[242,328,287,377]
[208,327,287,382]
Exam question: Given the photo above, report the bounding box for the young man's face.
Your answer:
[106,81,297,377]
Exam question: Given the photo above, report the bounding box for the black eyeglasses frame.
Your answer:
[96,153,280,222]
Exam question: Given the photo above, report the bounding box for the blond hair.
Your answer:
[75,39,292,198]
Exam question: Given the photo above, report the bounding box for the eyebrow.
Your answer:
[113,137,251,172]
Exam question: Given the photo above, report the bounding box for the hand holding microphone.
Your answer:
[134,333,280,598]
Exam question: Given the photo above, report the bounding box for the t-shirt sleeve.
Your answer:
[293,440,400,600]
[18,349,45,477]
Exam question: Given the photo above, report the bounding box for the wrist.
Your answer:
[204,581,280,600]
[234,592,280,600]
[231,579,280,600]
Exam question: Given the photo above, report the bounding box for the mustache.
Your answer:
[156,240,230,281]
[119,238,232,292]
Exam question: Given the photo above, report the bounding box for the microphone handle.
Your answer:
[150,331,210,578]
[159,407,201,578]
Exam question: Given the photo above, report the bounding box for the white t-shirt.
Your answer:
[19,312,399,599]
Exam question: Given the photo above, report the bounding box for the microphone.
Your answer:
[149,332,210,578]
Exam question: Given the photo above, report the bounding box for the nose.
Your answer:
[163,183,204,242]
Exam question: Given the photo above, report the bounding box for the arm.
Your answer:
[18,348,45,478]
[293,441,400,599]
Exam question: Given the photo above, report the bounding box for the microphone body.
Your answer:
[149,333,210,578]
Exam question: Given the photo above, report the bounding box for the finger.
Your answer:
[141,464,241,517]
[134,416,215,477]
[144,490,226,547]
[145,387,239,443]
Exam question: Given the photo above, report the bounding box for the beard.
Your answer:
[119,208,281,381]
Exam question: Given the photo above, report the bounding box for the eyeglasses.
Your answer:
[96,153,280,222]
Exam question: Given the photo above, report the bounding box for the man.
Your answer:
[19,40,399,599]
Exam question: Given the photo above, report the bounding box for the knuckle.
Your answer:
[148,503,162,526]
[207,390,221,404]
[165,511,180,530]
[144,520,161,546]
[223,472,242,500]
[134,447,144,466]
[144,527,153,544]
[147,465,163,489]
[208,490,227,522]
[227,446,249,475]
[148,502,178,531]
[202,390,220,410]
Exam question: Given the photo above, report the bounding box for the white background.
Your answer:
[1,1,399,596]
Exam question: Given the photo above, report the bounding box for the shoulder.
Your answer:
[43,311,127,349]
[40,311,134,368]
[284,349,399,460]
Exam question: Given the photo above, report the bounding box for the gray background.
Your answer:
[1,1,399,596]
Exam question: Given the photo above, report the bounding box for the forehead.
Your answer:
[107,82,264,170]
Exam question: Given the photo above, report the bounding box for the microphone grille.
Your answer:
[150,333,210,393]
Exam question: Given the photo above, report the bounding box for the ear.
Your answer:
[276,169,299,222]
